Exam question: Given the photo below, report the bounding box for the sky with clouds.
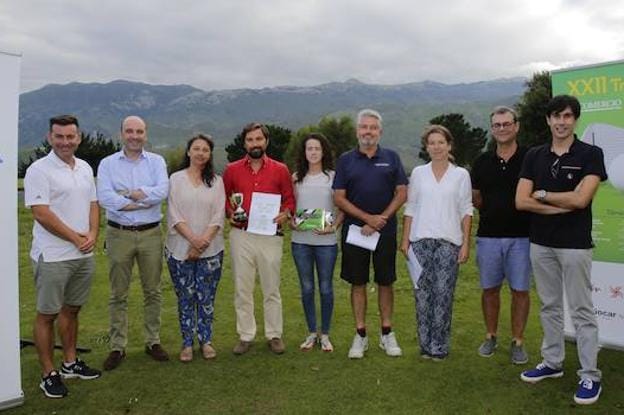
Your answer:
[1,0,623,92]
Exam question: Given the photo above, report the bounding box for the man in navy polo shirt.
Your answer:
[516,95,607,405]
[472,106,531,364]
[333,109,408,359]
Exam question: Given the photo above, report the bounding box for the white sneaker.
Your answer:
[320,334,334,352]
[348,334,368,359]
[379,332,402,357]
[299,333,318,351]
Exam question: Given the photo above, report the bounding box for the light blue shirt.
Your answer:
[97,149,169,225]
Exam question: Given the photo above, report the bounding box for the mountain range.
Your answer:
[18,77,527,167]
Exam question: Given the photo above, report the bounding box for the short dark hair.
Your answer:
[241,122,270,142]
[49,115,79,132]
[546,95,581,119]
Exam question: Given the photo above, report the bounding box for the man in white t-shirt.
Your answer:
[24,115,101,399]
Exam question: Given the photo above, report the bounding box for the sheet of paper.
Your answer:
[345,224,380,251]
[406,247,423,289]
[246,192,281,235]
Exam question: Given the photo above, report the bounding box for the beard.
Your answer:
[358,136,377,148]
[248,147,264,159]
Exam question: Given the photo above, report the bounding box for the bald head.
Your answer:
[121,115,146,132]
[121,115,148,155]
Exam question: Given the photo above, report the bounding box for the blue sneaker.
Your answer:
[574,379,601,405]
[520,363,563,383]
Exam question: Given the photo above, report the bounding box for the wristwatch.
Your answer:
[535,190,547,201]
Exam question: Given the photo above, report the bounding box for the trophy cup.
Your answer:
[230,193,248,222]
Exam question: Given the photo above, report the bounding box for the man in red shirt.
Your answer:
[223,123,295,355]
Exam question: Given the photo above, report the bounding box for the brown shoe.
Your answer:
[232,340,252,355]
[201,343,217,360]
[179,347,193,363]
[268,337,285,354]
[103,350,125,371]
[145,344,170,361]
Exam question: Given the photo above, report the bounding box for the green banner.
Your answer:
[553,61,624,263]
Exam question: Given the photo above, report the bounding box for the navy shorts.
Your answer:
[340,226,397,286]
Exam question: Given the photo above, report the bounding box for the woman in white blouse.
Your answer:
[165,134,225,362]
[400,124,473,361]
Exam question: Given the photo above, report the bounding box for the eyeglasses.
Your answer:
[491,121,516,130]
[550,158,561,178]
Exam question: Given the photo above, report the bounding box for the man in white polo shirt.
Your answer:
[24,115,101,399]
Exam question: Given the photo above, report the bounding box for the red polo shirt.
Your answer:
[223,155,295,229]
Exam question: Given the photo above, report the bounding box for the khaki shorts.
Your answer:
[32,255,95,314]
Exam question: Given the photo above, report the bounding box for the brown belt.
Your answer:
[107,220,160,232]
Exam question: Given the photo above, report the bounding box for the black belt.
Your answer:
[107,220,160,232]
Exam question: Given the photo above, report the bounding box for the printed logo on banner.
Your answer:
[609,286,623,299]
[591,284,602,294]
[594,307,617,320]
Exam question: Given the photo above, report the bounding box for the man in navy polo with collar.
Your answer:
[333,109,408,359]
[516,95,607,405]
[97,115,170,370]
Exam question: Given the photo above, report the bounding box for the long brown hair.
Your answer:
[177,134,216,187]
[294,133,334,183]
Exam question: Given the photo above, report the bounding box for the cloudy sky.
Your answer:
[1,0,622,92]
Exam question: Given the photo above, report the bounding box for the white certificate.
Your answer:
[345,224,380,251]
[406,247,423,289]
[247,192,281,235]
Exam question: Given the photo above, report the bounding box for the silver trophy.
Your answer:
[230,192,248,222]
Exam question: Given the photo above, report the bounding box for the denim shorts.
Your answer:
[476,237,531,291]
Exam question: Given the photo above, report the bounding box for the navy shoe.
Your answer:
[61,359,102,380]
[40,371,68,399]
[574,379,601,405]
[520,363,563,383]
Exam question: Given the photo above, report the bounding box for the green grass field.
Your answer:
[12,206,624,414]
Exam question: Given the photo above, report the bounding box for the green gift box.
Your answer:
[294,208,325,231]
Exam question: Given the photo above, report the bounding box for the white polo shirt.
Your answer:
[24,151,97,262]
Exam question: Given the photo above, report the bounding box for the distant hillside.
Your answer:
[19,78,526,168]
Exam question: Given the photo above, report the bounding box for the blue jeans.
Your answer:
[166,250,223,348]
[291,243,337,334]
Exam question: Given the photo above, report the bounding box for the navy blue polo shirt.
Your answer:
[333,146,408,235]
[519,138,607,249]
[471,146,530,237]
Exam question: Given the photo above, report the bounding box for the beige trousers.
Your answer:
[229,228,283,341]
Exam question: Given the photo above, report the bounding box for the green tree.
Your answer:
[285,115,356,169]
[420,113,487,168]
[225,124,292,162]
[18,132,120,177]
[515,71,552,148]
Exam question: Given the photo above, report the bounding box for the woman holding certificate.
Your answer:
[165,134,225,362]
[291,133,343,352]
[400,125,473,361]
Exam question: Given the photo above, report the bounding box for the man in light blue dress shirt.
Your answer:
[97,115,170,370]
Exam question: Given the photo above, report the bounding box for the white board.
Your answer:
[0,50,24,410]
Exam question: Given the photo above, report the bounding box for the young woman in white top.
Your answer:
[291,133,343,352]
[165,134,225,362]
[400,124,473,360]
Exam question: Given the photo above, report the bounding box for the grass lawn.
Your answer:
[12,206,624,414]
